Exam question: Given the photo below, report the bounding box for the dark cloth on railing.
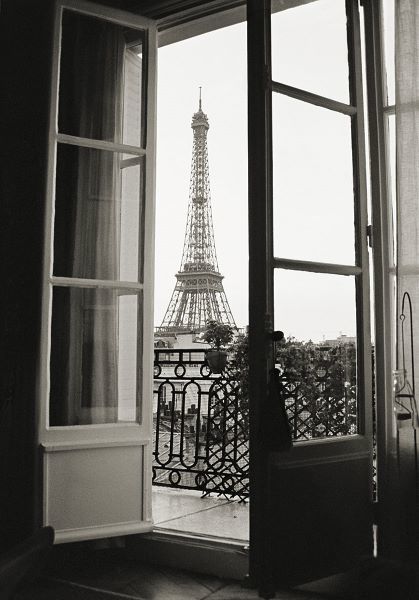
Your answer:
[264,368,292,452]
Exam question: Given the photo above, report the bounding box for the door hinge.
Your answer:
[367,224,373,248]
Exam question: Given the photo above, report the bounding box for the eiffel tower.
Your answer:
[157,91,236,335]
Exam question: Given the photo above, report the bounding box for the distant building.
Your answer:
[322,334,356,347]
[154,331,209,351]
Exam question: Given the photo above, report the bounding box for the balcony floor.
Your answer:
[152,487,249,542]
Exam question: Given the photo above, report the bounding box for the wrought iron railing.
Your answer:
[153,349,249,501]
[153,347,358,501]
[279,357,357,440]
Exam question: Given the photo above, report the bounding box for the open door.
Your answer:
[247,0,374,595]
[38,0,156,543]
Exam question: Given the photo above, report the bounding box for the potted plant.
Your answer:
[202,320,234,374]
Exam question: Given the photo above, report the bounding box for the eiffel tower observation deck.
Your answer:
[157,92,236,336]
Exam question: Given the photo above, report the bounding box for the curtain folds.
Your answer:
[52,14,124,425]
[395,0,419,559]
[396,0,419,390]
[50,11,144,426]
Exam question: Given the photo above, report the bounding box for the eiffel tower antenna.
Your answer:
[158,91,236,334]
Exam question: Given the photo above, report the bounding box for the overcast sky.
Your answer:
[154,0,365,342]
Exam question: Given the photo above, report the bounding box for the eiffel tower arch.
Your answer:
[156,93,236,338]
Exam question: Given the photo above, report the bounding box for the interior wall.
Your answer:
[0,0,55,548]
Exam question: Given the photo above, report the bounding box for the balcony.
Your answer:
[153,348,249,501]
[152,344,358,540]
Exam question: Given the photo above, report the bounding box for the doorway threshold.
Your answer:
[152,487,249,542]
[126,488,249,580]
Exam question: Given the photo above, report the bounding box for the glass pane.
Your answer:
[50,287,142,426]
[274,270,357,440]
[271,0,349,103]
[273,93,355,264]
[53,144,144,282]
[59,10,144,146]
[387,114,396,260]
[382,0,395,106]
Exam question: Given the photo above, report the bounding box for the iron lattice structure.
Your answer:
[158,96,236,334]
[153,349,249,501]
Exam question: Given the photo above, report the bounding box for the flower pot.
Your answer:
[206,350,228,374]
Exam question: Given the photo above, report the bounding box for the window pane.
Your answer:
[53,144,144,282]
[271,0,349,103]
[274,270,358,441]
[387,114,396,259]
[50,287,142,426]
[59,10,144,146]
[273,94,355,264]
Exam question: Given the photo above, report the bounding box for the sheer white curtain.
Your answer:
[58,14,124,425]
[395,0,419,559]
[396,0,419,411]
[50,11,144,426]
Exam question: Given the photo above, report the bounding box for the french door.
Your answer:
[247,0,374,595]
[39,0,156,543]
